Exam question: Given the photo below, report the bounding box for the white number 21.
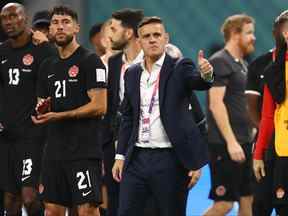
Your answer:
[54,80,66,98]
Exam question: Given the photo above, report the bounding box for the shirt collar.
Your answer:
[141,52,166,71]
[122,50,144,65]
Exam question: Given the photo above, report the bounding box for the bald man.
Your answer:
[0,3,55,215]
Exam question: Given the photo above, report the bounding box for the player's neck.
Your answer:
[58,38,80,59]
[10,29,31,48]
[144,54,162,73]
[225,42,244,61]
[123,39,141,63]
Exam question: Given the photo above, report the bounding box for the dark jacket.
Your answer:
[117,54,212,170]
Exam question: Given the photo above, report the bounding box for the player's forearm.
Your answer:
[248,108,260,127]
[58,89,107,120]
[209,102,237,145]
[246,94,261,127]
[58,100,107,120]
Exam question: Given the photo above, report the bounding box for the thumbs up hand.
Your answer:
[197,50,205,65]
[197,50,213,81]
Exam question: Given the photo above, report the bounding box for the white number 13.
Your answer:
[9,68,20,85]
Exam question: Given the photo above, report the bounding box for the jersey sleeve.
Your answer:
[253,85,276,160]
[37,42,57,61]
[209,57,232,87]
[246,59,261,94]
[82,54,107,91]
[36,58,50,98]
[0,44,8,83]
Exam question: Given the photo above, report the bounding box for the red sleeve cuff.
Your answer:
[253,145,266,160]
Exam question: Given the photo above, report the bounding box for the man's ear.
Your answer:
[230,30,240,42]
[75,23,80,33]
[125,28,134,40]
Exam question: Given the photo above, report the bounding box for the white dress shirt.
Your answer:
[115,53,172,160]
[135,53,172,148]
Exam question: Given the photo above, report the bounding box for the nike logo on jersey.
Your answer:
[1,59,8,64]
[48,74,55,78]
[82,190,92,197]
[21,175,30,182]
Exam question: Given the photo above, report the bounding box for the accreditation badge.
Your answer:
[141,116,150,143]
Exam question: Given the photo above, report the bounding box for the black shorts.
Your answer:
[252,158,275,216]
[252,149,275,203]
[273,157,288,205]
[41,159,102,207]
[208,144,253,201]
[0,134,45,194]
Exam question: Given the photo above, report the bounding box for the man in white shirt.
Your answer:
[102,8,144,216]
[112,16,213,216]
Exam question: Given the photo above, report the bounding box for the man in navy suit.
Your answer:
[112,16,213,216]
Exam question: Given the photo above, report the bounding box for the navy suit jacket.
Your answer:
[99,52,123,146]
[117,54,212,170]
[107,52,123,120]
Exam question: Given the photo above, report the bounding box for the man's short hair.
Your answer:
[89,23,103,40]
[138,16,163,29]
[50,5,78,22]
[112,8,144,36]
[221,14,254,42]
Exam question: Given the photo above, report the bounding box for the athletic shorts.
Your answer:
[0,134,45,194]
[273,157,288,205]
[40,159,102,207]
[252,158,275,216]
[208,143,253,201]
[252,148,275,204]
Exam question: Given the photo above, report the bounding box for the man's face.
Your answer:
[90,32,106,56]
[33,24,50,37]
[0,5,26,38]
[109,18,128,50]
[238,23,256,56]
[49,14,79,47]
[138,23,168,59]
[281,21,288,44]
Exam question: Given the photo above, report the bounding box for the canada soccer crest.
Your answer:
[215,185,226,196]
[22,54,34,66]
[68,65,79,77]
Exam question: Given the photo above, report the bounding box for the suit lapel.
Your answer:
[115,52,124,104]
[159,55,174,107]
[134,65,142,114]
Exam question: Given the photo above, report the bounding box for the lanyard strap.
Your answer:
[272,49,276,62]
[121,63,129,76]
[147,73,160,114]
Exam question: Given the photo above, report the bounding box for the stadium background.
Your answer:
[2,0,288,215]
